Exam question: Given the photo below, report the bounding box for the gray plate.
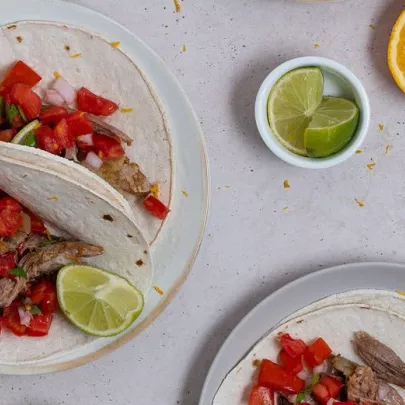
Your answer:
[199,262,405,405]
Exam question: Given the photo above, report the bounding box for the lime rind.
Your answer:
[11,120,40,145]
[57,265,144,337]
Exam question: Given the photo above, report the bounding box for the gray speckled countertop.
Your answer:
[4,0,405,404]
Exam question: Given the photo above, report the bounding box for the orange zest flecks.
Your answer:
[370,24,376,30]
[313,43,320,49]
[70,53,82,58]
[355,149,363,154]
[120,108,133,113]
[150,183,160,198]
[283,180,290,189]
[385,145,392,154]
[53,71,61,79]
[182,190,189,197]
[47,196,59,201]
[182,44,187,52]
[174,0,181,12]
[111,41,120,48]
[378,124,384,132]
[355,199,365,207]
[397,290,405,297]
[153,286,164,295]
[366,162,376,170]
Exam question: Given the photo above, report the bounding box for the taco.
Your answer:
[0,20,173,244]
[213,291,405,405]
[0,155,152,363]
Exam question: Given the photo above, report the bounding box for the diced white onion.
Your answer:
[298,368,312,382]
[77,133,94,146]
[18,306,32,327]
[65,145,78,161]
[44,89,65,106]
[326,398,335,405]
[313,363,327,375]
[51,77,76,105]
[84,151,103,170]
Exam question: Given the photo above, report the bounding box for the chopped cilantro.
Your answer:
[39,239,57,247]
[311,373,321,385]
[30,305,42,315]
[9,267,27,279]
[296,392,306,403]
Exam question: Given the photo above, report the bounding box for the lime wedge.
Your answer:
[268,67,323,155]
[57,265,144,337]
[11,120,40,145]
[304,97,359,158]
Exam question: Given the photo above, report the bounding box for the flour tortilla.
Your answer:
[0,156,153,364]
[213,290,405,405]
[0,20,173,245]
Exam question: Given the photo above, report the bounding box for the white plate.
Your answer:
[0,0,209,374]
[199,262,405,405]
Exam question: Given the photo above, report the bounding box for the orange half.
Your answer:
[388,10,405,93]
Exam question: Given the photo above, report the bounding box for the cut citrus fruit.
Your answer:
[304,97,359,158]
[57,265,144,337]
[388,10,405,92]
[267,67,323,155]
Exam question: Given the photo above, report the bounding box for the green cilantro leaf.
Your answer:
[9,267,27,279]
[30,305,42,315]
[312,373,321,385]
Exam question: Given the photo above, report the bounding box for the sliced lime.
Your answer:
[268,67,323,155]
[304,97,359,158]
[57,265,144,337]
[11,120,40,145]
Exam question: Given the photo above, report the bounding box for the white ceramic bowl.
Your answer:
[255,56,371,169]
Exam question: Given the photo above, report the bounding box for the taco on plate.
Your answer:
[0,20,173,244]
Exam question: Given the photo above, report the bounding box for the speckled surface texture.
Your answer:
[3,0,405,403]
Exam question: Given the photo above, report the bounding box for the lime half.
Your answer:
[11,120,40,145]
[268,67,323,155]
[57,265,144,337]
[304,97,359,158]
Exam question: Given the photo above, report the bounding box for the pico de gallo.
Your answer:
[0,191,102,337]
[0,60,169,221]
[248,332,405,405]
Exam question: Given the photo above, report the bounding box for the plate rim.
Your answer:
[0,0,210,374]
[199,262,405,405]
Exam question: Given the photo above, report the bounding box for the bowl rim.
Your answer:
[254,56,371,169]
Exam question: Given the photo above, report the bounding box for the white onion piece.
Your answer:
[326,398,335,405]
[77,133,94,146]
[52,77,76,105]
[44,89,65,106]
[287,395,297,403]
[313,363,327,375]
[84,151,103,170]
[65,145,78,161]
[298,368,312,382]
[18,306,32,327]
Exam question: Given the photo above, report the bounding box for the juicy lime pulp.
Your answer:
[267,67,324,156]
[304,97,359,158]
[57,265,144,337]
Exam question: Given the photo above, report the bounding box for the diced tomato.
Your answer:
[312,383,331,405]
[66,111,93,136]
[36,125,63,155]
[77,87,119,116]
[0,129,16,142]
[25,313,53,337]
[304,338,333,368]
[2,301,26,336]
[279,334,307,358]
[28,280,58,315]
[0,196,22,212]
[320,375,343,398]
[278,349,303,374]
[334,402,357,405]
[248,385,274,405]
[258,359,305,394]
[39,106,68,126]
[143,195,170,220]
[92,133,124,160]
[53,118,74,148]
[0,197,23,237]
[10,83,41,120]
[0,252,16,277]
[26,211,46,234]
[5,101,25,129]
[0,61,42,94]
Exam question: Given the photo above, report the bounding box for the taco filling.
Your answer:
[0,60,169,221]
[0,191,102,337]
[248,332,405,405]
